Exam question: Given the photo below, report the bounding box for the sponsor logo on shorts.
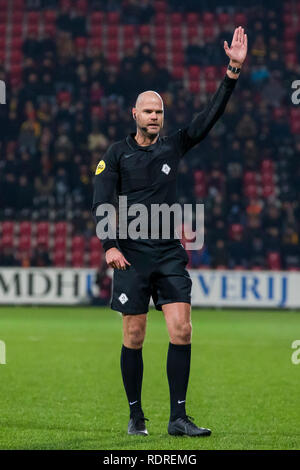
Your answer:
[119,293,128,304]
[161,163,171,175]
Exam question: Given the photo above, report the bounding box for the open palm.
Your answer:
[224,27,247,65]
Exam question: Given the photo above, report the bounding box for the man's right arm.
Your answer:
[92,144,119,253]
[92,145,131,270]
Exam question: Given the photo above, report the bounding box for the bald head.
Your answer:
[135,90,164,110]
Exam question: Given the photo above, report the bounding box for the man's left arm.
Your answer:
[177,27,248,154]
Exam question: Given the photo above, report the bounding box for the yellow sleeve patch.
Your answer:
[95,160,106,175]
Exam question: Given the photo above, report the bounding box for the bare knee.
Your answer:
[170,321,192,345]
[123,315,147,349]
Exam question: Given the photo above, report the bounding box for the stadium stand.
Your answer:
[0,0,299,271]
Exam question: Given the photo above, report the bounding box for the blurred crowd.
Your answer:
[0,0,300,271]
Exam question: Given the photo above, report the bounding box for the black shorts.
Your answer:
[110,238,192,315]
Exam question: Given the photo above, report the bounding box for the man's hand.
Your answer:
[224,26,247,68]
[106,247,131,270]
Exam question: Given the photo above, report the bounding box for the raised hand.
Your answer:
[224,26,247,66]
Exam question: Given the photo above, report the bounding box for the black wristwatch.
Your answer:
[227,63,241,74]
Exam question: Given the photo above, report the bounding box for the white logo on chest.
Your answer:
[161,163,171,175]
[119,293,128,304]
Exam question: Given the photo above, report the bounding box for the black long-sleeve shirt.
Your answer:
[92,74,238,251]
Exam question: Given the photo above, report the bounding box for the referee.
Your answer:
[92,27,247,436]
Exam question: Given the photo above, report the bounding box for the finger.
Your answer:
[124,257,131,266]
[243,33,247,48]
[233,27,238,43]
[239,27,243,43]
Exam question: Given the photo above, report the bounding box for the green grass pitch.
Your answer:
[0,306,299,450]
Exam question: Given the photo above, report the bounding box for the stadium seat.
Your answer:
[53,250,66,267]
[107,12,120,24]
[2,221,15,236]
[89,236,102,252]
[89,250,103,268]
[194,170,205,183]
[91,11,105,25]
[202,12,214,26]
[188,65,201,80]
[44,10,56,23]
[19,221,31,237]
[170,13,183,26]
[71,236,85,251]
[27,12,39,25]
[172,66,184,80]
[244,171,256,184]
[267,252,281,270]
[218,13,230,26]
[186,12,199,26]
[244,185,258,199]
[75,37,87,50]
[18,235,31,251]
[54,222,68,237]
[71,250,84,267]
[154,12,167,25]
[36,234,49,248]
[262,185,275,198]
[205,80,217,93]
[54,236,66,251]
[234,13,247,26]
[194,182,206,198]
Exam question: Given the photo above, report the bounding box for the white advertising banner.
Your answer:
[0,268,299,308]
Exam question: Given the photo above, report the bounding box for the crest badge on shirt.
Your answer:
[95,160,106,175]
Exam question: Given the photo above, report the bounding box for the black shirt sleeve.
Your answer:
[172,74,238,157]
[92,144,119,252]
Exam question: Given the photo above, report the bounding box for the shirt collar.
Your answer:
[126,133,161,152]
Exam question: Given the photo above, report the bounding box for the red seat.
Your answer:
[155,37,166,51]
[89,250,103,268]
[187,25,198,40]
[123,37,135,50]
[107,25,118,38]
[194,183,206,198]
[89,236,102,251]
[194,170,205,183]
[27,23,39,35]
[107,38,119,52]
[54,222,68,237]
[72,236,85,251]
[53,250,66,267]
[154,12,167,25]
[172,66,184,80]
[71,250,84,267]
[19,221,31,237]
[244,171,256,184]
[75,37,87,49]
[229,223,243,239]
[267,252,281,270]
[44,24,56,35]
[187,12,199,26]
[36,222,49,238]
[262,185,275,198]
[244,184,258,198]
[91,11,105,25]
[203,26,215,39]
[27,12,39,25]
[205,79,217,93]
[44,10,56,23]
[36,234,49,248]
[13,0,25,9]
[1,234,14,248]
[54,236,66,251]
[261,159,274,171]
[18,235,31,251]
[189,81,200,94]
[154,26,166,40]
[188,65,201,80]
[261,173,274,185]
[11,37,23,49]
[123,25,135,38]
[12,11,24,23]
[139,25,151,38]
[11,24,23,36]
[202,12,214,26]
[170,13,183,26]
[218,13,230,26]
[284,40,297,53]
[107,11,120,24]
[107,51,119,65]
[204,66,217,80]
[234,13,247,26]
[10,50,23,64]
[170,26,182,39]
[90,37,102,49]
[2,221,15,236]
[154,1,167,13]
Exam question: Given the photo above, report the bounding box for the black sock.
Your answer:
[120,344,143,418]
[167,342,191,421]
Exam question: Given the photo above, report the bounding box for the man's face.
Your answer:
[132,93,164,136]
